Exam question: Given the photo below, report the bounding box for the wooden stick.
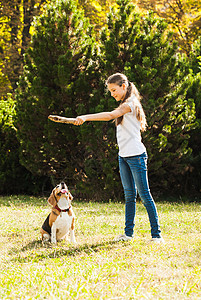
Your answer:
[48,115,76,124]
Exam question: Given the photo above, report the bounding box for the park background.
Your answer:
[0,0,201,201]
[1,1,201,299]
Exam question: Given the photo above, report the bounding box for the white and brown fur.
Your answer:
[41,182,76,244]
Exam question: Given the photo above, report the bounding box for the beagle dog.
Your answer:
[41,182,76,244]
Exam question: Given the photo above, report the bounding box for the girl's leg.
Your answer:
[126,153,161,238]
[118,155,137,237]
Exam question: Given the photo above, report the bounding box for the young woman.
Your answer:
[72,73,163,242]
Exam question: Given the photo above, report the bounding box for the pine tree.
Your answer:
[185,37,201,194]
[99,0,196,193]
[14,0,198,198]
[15,0,97,189]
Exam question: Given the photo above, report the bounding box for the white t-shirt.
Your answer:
[116,95,146,157]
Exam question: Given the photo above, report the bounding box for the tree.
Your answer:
[99,0,196,193]
[0,0,51,194]
[185,37,201,194]
[78,0,116,31]
[136,0,201,55]
[0,0,47,95]
[15,0,98,192]
[14,0,198,199]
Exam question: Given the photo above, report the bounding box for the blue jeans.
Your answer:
[118,152,161,238]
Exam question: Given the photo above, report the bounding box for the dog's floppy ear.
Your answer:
[69,192,73,201]
[48,192,57,207]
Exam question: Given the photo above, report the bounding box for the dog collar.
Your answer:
[55,205,71,212]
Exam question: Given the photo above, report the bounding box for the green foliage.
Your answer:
[78,0,116,31]
[15,0,98,192]
[0,95,47,194]
[185,37,201,193]
[13,0,199,198]
[136,0,201,56]
[0,0,48,95]
[99,0,196,192]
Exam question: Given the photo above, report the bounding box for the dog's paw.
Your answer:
[42,233,50,242]
[51,238,57,244]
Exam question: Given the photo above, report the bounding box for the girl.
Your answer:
[62,73,163,242]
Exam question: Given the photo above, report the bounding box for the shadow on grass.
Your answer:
[11,238,129,263]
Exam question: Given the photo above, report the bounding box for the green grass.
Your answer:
[0,195,201,299]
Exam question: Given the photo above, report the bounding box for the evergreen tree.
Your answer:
[185,37,201,194]
[75,76,120,200]
[14,0,198,199]
[15,0,97,190]
[99,0,196,193]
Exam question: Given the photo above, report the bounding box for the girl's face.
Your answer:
[107,83,127,102]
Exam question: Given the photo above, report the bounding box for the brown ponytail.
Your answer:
[106,73,147,131]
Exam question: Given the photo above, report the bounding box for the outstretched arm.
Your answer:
[74,103,131,125]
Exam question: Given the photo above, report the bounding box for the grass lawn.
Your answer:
[0,195,200,299]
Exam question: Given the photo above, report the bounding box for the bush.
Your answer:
[0,95,49,195]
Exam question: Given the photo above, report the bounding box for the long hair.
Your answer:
[106,73,147,131]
